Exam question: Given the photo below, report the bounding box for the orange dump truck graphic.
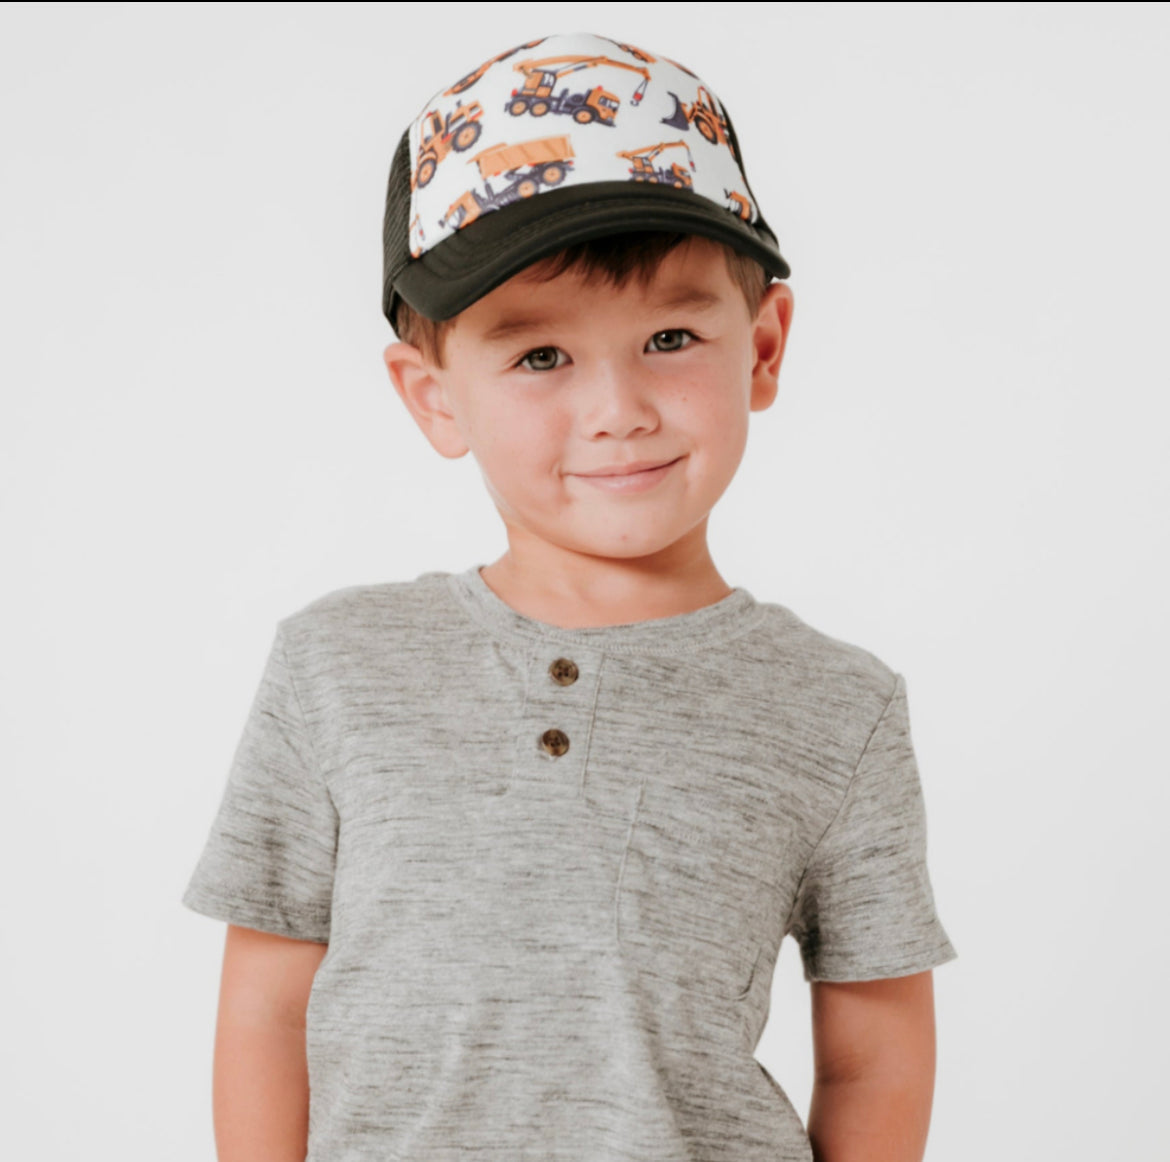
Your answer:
[441,136,575,231]
[471,135,575,180]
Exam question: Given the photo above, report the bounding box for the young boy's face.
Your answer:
[385,236,792,569]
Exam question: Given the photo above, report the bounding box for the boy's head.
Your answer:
[381,32,794,565]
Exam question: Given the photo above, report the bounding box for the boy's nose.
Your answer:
[577,362,662,438]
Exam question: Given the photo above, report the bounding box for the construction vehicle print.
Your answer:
[412,101,484,189]
[607,40,656,63]
[661,85,737,158]
[725,190,752,221]
[618,141,695,188]
[505,83,622,127]
[441,136,575,231]
[507,54,652,126]
[409,213,425,259]
[444,39,546,96]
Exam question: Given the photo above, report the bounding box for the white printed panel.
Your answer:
[406,32,757,259]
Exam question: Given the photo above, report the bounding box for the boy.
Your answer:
[182,30,958,1162]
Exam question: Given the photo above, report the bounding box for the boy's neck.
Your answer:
[478,543,735,631]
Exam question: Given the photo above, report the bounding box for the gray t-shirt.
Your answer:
[182,563,957,1161]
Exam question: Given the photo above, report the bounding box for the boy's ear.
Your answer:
[382,342,470,459]
[749,282,795,413]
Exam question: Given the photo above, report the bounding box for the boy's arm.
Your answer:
[211,925,328,1162]
[806,969,938,1162]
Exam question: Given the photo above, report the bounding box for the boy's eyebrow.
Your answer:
[479,314,558,344]
[649,287,723,312]
[478,288,724,344]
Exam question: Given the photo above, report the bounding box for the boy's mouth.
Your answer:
[570,456,684,493]
[573,456,683,477]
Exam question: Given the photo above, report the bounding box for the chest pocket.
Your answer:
[615,774,793,1002]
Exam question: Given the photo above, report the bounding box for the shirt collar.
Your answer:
[444,563,766,655]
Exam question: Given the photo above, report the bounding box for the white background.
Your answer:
[3,2,1167,1158]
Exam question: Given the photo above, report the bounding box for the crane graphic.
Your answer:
[617,141,696,188]
[507,54,653,126]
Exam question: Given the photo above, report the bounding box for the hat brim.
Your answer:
[386,180,791,327]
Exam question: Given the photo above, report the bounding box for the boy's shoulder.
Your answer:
[276,570,450,627]
[753,595,898,691]
[732,596,904,751]
[272,570,455,658]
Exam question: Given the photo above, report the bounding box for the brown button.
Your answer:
[548,657,579,686]
[539,728,570,757]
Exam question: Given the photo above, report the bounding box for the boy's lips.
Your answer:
[573,456,683,477]
[570,456,684,493]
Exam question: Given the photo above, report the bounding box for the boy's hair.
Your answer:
[395,231,770,368]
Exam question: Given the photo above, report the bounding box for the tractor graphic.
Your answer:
[412,101,484,189]
[617,141,695,188]
[440,136,575,231]
[506,54,652,126]
[444,39,546,96]
[661,85,736,158]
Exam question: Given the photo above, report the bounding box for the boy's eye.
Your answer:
[647,329,696,353]
[518,346,567,372]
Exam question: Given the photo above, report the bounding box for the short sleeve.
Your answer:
[787,673,958,982]
[180,624,338,943]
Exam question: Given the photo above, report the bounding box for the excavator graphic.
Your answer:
[440,136,576,231]
[507,54,652,126]
[661,85,736,157]
[444,39,546,96]
[617,141,696,189]
[412,101,484,189]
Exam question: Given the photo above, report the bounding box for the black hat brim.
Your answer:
[386,180,791,328]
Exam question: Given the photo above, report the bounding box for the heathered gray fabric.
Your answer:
[182,563,957,1161]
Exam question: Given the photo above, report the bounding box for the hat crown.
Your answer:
[402,31,758,260]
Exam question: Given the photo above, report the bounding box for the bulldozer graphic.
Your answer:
[443,39,546,97]
[661,85,738,160]
[617,141,696,189]
[506,54,652,127]
[440,136,576,232]
[412,101,484,190]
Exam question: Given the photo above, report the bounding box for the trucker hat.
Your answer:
[382,30,791,332]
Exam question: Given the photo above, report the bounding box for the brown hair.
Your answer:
[394,232,771,367]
